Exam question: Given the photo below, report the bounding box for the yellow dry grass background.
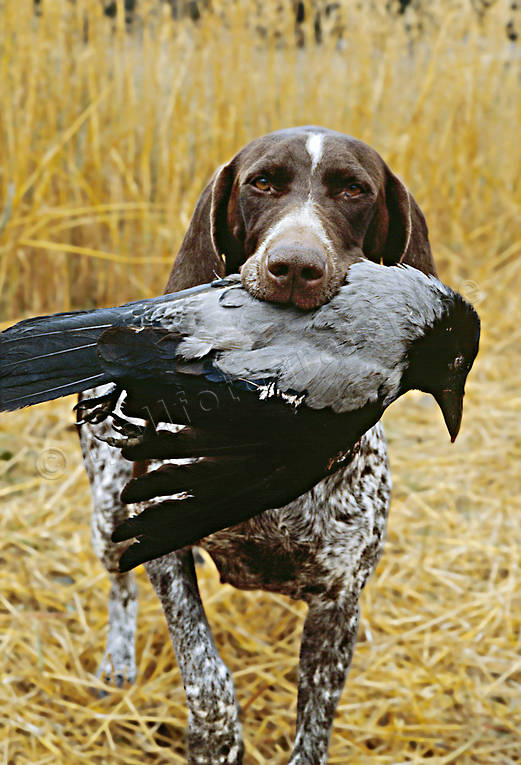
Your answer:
[1,0,521,762]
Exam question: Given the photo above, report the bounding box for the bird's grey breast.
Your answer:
[141,266,430,412]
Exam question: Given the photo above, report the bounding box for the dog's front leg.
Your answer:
[146,551,244,765]
[289,593,360,765]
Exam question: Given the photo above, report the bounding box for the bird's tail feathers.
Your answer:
[0,306,132,411]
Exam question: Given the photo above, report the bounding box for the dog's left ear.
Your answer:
[364,165,437,277]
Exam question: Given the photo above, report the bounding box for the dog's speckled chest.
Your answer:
[201,423,391,601]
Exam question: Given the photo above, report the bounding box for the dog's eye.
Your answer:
[252,177,272,192]
[342,183,363,198]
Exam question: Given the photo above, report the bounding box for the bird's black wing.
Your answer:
[114,451,336,572]
[106,393,385,571]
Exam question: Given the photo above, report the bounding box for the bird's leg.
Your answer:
[146,550,244,765]
[288,593,360,765]
[75,384,121,424]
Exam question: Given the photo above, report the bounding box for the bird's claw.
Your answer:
[94,433,144,448]
[75,385,121,424]
[95,413,153,449]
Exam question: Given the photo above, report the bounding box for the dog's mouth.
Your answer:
[240,273,332,310]
[267,288,328,311]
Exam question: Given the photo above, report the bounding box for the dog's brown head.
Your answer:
[167,126,436,306]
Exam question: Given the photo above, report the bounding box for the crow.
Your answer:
[0,261,480,570]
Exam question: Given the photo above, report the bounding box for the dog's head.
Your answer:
[168,126,436,306]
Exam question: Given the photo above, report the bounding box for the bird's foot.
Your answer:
[75,385,121,424]
[94,413,152,449]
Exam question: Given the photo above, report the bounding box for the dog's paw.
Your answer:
[96,648,137,697]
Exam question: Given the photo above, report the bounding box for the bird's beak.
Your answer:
[433,388,464,443]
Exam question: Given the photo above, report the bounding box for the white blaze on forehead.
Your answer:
[253,198,334,260]
[305,133,324,174]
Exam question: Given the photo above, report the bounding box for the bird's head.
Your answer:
[401,292,480,442]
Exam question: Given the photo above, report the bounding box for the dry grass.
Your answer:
[1,0,521,762]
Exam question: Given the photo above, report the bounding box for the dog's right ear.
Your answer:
[165,161,242,293]
[363,164,437,278]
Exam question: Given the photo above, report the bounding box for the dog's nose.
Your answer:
[267,246,326,296]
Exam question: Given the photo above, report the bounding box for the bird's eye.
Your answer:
[341,183,363,198]
[453,355,466,371]
[252,177,272,192]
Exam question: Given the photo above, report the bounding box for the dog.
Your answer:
[78,126,436,764]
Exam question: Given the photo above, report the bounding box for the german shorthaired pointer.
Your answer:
[78,126,436,764]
